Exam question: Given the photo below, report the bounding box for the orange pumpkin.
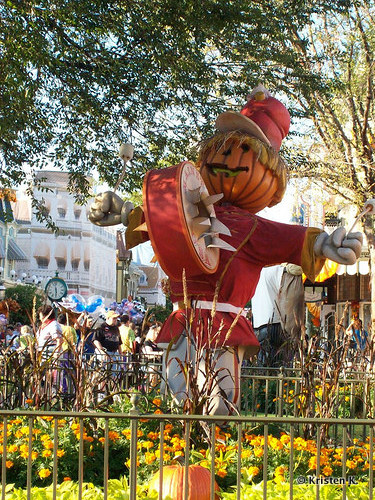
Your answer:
[148,464,220,500]
[198,132,287,213]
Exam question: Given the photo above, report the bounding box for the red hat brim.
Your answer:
[215,111,271,147]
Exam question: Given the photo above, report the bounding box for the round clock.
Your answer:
[45,277,68,301]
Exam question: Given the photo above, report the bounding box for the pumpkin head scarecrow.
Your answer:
[89,85,363,414]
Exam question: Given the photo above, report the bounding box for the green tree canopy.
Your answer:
[5,284,45,325]
[1,0,350,212]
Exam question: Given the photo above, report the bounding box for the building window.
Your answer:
[72,260,79,271]
[56,258,66,270]
[74,210,81,220]
[57,208,66,218]
[36,258,49,269]
[84,261,90,271]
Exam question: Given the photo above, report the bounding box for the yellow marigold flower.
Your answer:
[99,437,105,443]
[346,459,357,469]
[20,444,29,453]
[217,468,227,478]
[122,429,131,439]
[41,416,54,421]
[269,437,283,451]
[41,434,51,441]
[280,434,290,445]
[38,468,51,478]
[20,452,28,459]
[142,440,154,450]
[241,449,252,459]
[248,466,260,477]
[44,441,54,450]
[274,474,286,484]
[7,445,18,453]
[145,452,156,464]
[125,458,140,468]
[108,431,119,441]
[31,451,38,460]
[294,437,308,450]
[14,430,23,439]
[322,466,333,476]
[42,450,52,458]
[254,447,263,458]
[57,449,65,457]
[6,461,14,468]
[137,430,144,438]
[308,456,317,470]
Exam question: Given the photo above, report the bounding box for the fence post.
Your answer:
[129,392,140,500]
[278,367,285,417]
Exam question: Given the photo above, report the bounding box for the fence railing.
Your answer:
[1,407,375,500]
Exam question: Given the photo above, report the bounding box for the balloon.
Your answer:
[66,294,105,314]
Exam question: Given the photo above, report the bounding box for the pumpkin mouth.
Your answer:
[206,162,249,178]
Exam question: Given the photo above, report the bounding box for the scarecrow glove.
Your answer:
[89,191,134,226]
[313,227,363,265]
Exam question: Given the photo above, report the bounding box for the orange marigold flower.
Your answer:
[346,459,357,470]
[57,449,65,457]
[152,398,162,406]
[322,466,333,476]
[122,429,131,439]
[275,466,287,476]
[42,450,52,458]
[108,431,119,441]
[6,461,13,468]
[63,477,71,481]
[43,441,54,450]
[217,468,227,478]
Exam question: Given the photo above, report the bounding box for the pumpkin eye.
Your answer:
[223,148,231,156]
[241,144,250,152]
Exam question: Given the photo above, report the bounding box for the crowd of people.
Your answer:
[0,306,164,400]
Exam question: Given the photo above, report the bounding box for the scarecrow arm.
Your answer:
[313,227,363,265]
[88,191,134,227]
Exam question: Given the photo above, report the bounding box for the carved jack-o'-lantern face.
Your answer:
[198,132,287,213]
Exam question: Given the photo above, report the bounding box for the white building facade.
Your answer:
[13,171,117,302]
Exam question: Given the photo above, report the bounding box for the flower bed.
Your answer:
[0,399,373,493]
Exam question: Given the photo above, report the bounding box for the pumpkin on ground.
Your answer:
[148,464,220,500]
